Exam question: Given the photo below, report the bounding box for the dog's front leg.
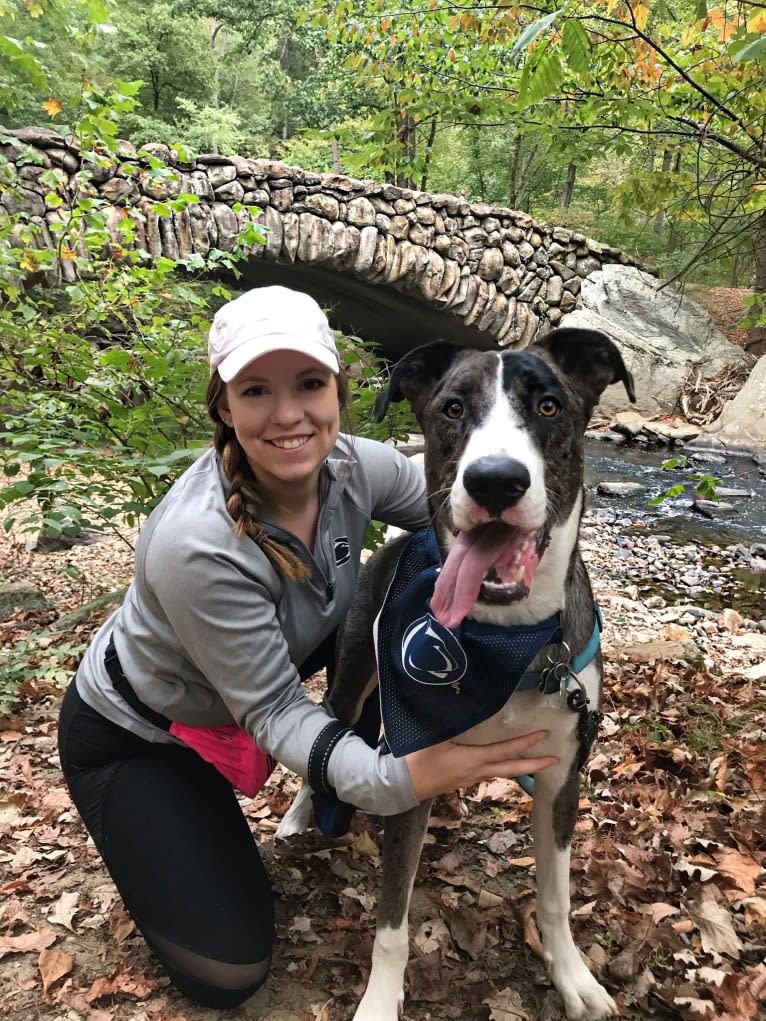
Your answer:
[533,762,616,1020]
[354,799,432,1021]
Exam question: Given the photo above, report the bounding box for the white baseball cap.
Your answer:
[208,285,341,381]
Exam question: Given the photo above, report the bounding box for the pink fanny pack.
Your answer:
[169,722,276,798]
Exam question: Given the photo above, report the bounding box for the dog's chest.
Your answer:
[454,689,577,752]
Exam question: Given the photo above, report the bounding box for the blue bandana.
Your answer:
[375,529,561,757]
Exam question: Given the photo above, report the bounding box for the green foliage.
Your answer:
[0,66,269,545]
[0,0,116,124]
[739,292,766,331]
[649,455,721,507]
[0,630,87,716]
[306,0,765,286]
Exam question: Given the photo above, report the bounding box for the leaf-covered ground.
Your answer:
[1,509,765,1021]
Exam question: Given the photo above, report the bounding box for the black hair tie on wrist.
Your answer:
[308,720,356,838]
[307,719,351,798]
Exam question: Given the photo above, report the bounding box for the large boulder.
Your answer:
[687,355,766,453]
[560,265,753,418]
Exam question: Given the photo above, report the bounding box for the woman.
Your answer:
[58,285,557,1009]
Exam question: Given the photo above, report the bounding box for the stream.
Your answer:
[584,436,766,620]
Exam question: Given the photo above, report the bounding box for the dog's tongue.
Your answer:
[431,522,534,629]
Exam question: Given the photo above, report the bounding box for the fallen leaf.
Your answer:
[714,849,761,897]
[340,886,375,912]
[478,888,503,909]
[0,927,57,959]
[413,918,451,955]
[85,970,154,1003]
[447,905,487,959]
[518,899,544,958]
[673,994,718,1018]
[639,902,681,923]
[38,946,74,994]
[471,778,525,803]
[405,950,448,1003]
[675,859,719,884]
[710,963,766,1017]
[483,985,531,1020]
[352,830,379,858]
[301,1002,331,1021]
[47,890,80,931]
[686,888,743,960]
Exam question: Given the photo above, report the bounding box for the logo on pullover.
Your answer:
[333,536,351,566]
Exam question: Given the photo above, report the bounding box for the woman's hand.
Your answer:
[404,730,557,803]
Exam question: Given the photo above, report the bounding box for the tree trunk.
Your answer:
[332,135,341,173]
[469,125,486,201]
[395,111,416,189]
[560,162,577,207]
[420,116,438,192]
[746,209,766,357]
[151,68,161,113]
[208,19,224,154]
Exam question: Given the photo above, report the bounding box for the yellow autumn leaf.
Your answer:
[26,0,44,16]
[60,246,78,261]
[20,252,40,272]
[747,12,766,32]
[42,98,62,119]
[634,0,650,32]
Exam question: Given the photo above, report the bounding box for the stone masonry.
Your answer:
[1,126,644,348]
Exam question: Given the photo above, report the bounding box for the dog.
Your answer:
[277,327,635,1020]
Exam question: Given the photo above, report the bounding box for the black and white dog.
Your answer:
[278,327,635,1021]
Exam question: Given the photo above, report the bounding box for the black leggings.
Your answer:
[58,681,274,1008]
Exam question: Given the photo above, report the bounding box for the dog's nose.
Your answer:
[462,456,530,515]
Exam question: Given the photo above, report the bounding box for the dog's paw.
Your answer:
[352,992,402,1021]
[274,783,314,839]
[556,969,616,1020]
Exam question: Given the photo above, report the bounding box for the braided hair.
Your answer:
[206,368,351,582]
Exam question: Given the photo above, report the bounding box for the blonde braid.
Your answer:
[207,378,311,583]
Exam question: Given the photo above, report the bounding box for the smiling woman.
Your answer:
[217,352,341,545]
[205,288,350,562]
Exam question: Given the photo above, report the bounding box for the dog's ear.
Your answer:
[374,341,464,422]
[534,327,636,414]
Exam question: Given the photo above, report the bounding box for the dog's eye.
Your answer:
[538,397,561,418]
[443,400,464,420]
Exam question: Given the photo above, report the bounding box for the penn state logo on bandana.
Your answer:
[333,536,351,566]
[375,530,561,757]
[401,614,468,687]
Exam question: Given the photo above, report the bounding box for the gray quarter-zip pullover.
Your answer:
[74,434,430,816]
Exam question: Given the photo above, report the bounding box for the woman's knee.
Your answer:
[144,926,272,1007]
[168,969,268,1008]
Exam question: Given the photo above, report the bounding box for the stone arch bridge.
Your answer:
[2,126,642,359]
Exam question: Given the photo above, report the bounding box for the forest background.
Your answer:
[2,0,766,297]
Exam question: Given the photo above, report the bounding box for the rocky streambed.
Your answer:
[583,435,766,626]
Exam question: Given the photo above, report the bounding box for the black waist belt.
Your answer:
[104,635,171,732]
